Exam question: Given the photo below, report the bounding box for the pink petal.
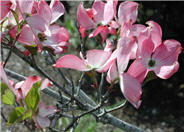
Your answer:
[100,26,109,43]
[120,73,142,109]
[128,59,148,83]
[132,24,147,37]
[39,102,58,117]
[77,3,95,30]
[21,76,42,98]
[0,63,16,94]
[152,39,182,66]
[98,49,118,72]
[104,39,113,52]
[17,0,34,18]
[154,61,179,79]
[106,61,119,84]
[41,78,52,90]
[92,0,105,23]
[86,8,94,19]
[27,15,48,32]
[86,49,111,69]
[139,37,154,63]
[53,55,89,71]
[47,25,70,43]
[46,45,64,54]
[109,20,119,29]
[50,0,65,23]
[118,1,138,25]
[10,25,35,45]
[108,27,117,35]
[15,81,24,90]
[120,22,132,37]
[113,0,118,20]
[89,25,105,38]
[103,0,114,24]
[117,37,136,73]
[0,0,12,21]
[146,21,162,49]
[79,26,87,38]
[37,0,52,25]
[33,115,50,129]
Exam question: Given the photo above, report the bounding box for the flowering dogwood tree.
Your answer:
[0,0,182,132]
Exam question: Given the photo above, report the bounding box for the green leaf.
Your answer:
[21,110,33,120]
[75,115,97,132]
[8,107,26,125]
[1,83,9,96]
[24,44,38,55]
[10,9,19,26]
[2,89,15,105]
[10,9,22,34]
[25,81,41,112]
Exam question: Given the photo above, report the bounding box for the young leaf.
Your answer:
[21,109,33,120]
[25,81,41,112]
[2,89,15,105]
[1,83,9,96]
[24,44,38,55]
[8,107,26,125]
[10,9,19,26]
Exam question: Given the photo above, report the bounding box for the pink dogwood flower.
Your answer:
[14,76,51,102]
[0,64,51,103]
[128,34,182,83]
[53,39,114,72]
[0,0,16,21]
[77,0,118,42]
[0,0,17,41]
[0,63,16,94]
[0,64,56,129]
[117,1,138,37]
[33,101,58,130]
[106,37,142,109]
[12,0,69,54]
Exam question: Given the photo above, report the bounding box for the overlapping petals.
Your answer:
[77,0,118,42]
[14,0,69,54]
[128,35,182,83]
[33,101,58,129]
[54,40,114,72]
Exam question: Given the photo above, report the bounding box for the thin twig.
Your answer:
[42,51,71,85]
[3,33,20,67]
[77,103,103,119]
[1,44,4,62]
[1,110,8,122]
[75,72,85,96]
[98,73,105,103]
[98,100,127,117]
[50,114,61,131]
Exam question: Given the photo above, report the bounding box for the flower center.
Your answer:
[37,33,47,42]
[148,59,156,67]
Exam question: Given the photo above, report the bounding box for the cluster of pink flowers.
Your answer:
[0,0,182,129]
[54,0,182,108]
[0,64,58,129]
[1,0,69,54]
